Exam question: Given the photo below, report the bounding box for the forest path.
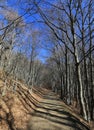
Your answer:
[27,88,89,130]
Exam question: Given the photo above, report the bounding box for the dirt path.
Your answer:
[27,89,89,130]
[0,80,90,130]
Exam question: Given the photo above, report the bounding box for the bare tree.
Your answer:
[32,0,94,121]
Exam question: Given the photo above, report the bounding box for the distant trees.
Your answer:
[0,2,43,88]
[0,0,94,123]
[32,0,94,121]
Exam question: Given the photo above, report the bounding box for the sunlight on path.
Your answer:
[27,89,89,130]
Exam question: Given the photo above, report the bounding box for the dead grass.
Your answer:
[0,77,43,130]
[0,71,90,130]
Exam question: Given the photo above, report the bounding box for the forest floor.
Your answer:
[0,79,90,130]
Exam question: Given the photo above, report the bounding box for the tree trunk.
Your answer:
[74,46,88,120]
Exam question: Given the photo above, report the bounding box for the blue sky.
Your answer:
[5,0,51,62]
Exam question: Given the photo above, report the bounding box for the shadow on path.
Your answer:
[17,87,89,130]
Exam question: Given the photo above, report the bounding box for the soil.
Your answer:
[0,79,90,130]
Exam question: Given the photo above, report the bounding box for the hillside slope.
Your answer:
[0,77,90,130]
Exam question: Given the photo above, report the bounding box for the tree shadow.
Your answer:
[0,98,16,130]
[16,87,89,130]
[32,87,60,100]
[28,109,89,130]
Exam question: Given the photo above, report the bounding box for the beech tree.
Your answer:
[0,0,94,123]
[31,0,94,121]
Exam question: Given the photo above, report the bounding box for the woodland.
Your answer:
[0,0,94,130]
